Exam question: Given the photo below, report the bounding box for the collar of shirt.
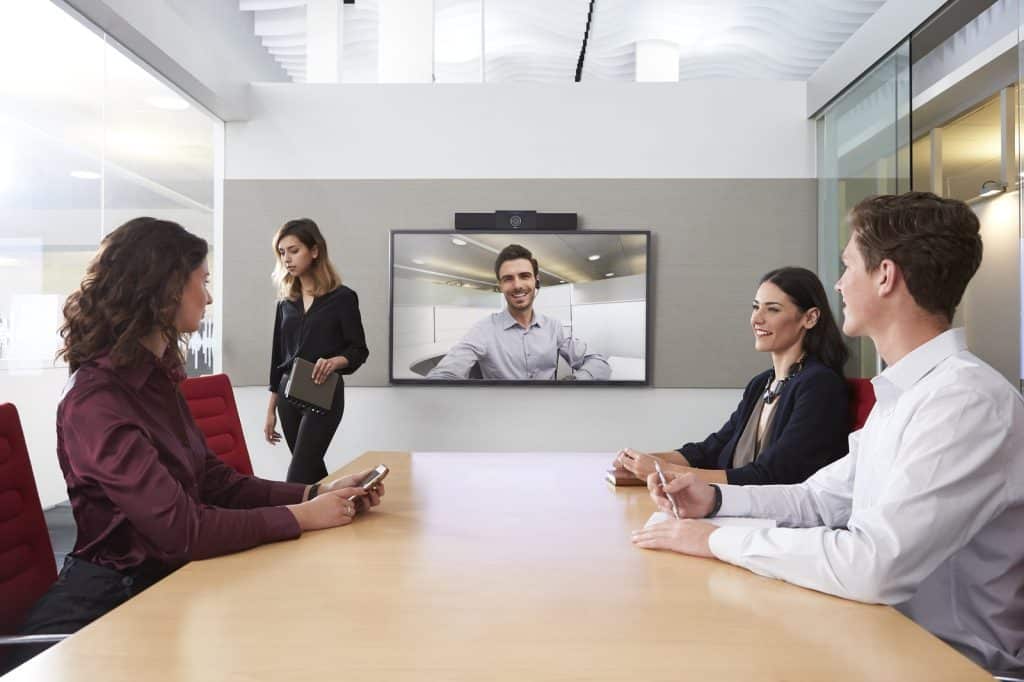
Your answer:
[285,286,339,311]
[500,307,544,331]
[870,328,967,408]
[92,346,187,391]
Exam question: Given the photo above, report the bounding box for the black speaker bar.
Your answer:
[454,211,578,231]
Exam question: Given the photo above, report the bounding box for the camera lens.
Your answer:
[510,215,522,228]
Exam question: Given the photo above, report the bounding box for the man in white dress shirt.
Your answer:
[632,192,1024,676]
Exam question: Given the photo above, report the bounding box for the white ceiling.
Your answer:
[242,0,888,83]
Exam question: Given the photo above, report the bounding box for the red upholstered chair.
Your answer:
[0,403,68,658]
[180,374,255,476]
[847,378,876,433]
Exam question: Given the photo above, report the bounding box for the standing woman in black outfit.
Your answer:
[264,218,369,483]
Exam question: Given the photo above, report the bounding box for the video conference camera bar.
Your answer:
[454,211,579,231]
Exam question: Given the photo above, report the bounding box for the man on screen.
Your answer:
[427,244,610,381]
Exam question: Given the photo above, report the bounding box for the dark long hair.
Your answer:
[58,217,208,372]
[760,267,848,376]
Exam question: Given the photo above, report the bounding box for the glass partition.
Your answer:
[0,0,221,379]
[816,41,911,378]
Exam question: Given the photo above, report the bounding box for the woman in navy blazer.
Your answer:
[615,267,850,485]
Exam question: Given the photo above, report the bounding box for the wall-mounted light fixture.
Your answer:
[979,180,1007,198]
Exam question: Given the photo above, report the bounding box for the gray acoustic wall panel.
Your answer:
[223,179,817,388]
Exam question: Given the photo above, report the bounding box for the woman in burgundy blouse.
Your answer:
[9,218,384,669]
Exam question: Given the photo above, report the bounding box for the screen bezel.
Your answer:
[388,229,652,387]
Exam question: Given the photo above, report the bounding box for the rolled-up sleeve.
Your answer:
[427,323,487,380]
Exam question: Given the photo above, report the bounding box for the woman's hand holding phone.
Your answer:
[323,467,387,512]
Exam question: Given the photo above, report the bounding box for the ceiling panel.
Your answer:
[245,0,887,83]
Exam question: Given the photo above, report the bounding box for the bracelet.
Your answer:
[707,484,723,518]
[307,483,320,500]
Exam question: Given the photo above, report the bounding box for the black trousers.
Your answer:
[4,556,165,674]
[277,374,346,484]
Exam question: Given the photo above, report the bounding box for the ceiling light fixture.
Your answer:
[70,170,101,180]
[587,254,600,261]
[979,180,1007,198]
[605,272,615,277]
[451,238,468,246]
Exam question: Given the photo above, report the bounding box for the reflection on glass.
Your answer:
[391,231,648,383]
[816,40,911,378]
[0,0,221,377]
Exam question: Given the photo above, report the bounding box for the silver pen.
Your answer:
[654,461,680,520]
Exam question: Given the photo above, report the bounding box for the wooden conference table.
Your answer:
[6,452,992,681]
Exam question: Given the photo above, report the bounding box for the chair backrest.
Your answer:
[847,378,876,433]
[180,374,255,476]
[0,403,57,636]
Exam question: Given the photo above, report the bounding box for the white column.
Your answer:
[929,127,943,196]
[378,0,434,83]
[307,0,344,83]
[635,40,679,83]
[999,86,1015,186]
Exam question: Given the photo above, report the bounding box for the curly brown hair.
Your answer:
[59,217,209,372]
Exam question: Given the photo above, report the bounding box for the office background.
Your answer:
[0,0,1020,509]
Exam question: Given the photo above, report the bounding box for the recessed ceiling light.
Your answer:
[412,258,425,265]
[0,257,20,268]
[587,254,600,261]
[70,170,101,180]
[146,95,189,111]
[451,238,468,246]
[605,272,615,277]
[558,280,567,284]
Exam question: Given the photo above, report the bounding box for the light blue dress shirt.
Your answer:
[426,308,611,381]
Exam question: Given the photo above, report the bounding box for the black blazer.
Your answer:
[678,356,849,485]
[269,285,369,393]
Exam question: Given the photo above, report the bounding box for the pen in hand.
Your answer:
[654,461,680,520]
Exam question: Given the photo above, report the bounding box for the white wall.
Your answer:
[227,81,815,180]
[963,191,1022,387]
[807,0,947,117]
[1,370,69,509]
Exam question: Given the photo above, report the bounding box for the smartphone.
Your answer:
[347,464,389,501]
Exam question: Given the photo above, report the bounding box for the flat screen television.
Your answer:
[389,230,650,385]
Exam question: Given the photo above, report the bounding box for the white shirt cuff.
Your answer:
[717,484,752,517]
[708,525,756,564]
